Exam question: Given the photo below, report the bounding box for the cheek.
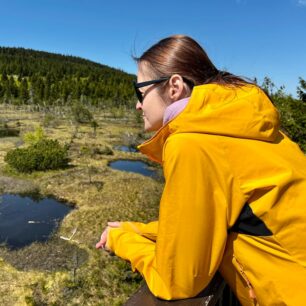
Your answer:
[142,92,168,123]
[146,104,165,120]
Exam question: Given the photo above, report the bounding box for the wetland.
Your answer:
[0,105,162,306]
[0,193,73,249]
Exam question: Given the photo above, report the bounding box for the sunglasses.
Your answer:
[133,76,195,103]
[133,77,170,103]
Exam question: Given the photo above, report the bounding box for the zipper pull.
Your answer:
[249,287,256,299]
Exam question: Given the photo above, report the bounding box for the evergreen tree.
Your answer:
[297,77,306,102]
[262,76,275,96]
[2,71,8,82]
[0,46,135,106]
[19,78,29,103]
[0,82,4,98]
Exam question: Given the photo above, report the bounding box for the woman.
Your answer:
[96,35,306,305]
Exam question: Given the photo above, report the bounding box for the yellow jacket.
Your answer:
[106,84,306,305]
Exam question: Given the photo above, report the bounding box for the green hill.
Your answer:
[0,47,136,107]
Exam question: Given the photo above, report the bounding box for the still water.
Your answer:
[114,145,138,153]
[0,193,72,249]
[109,160,157,177]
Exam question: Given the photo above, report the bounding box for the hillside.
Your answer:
[0,47,136,107]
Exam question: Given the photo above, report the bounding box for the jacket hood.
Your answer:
[138,84,280,163]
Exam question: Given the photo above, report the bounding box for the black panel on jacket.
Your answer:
[230,203,272,236]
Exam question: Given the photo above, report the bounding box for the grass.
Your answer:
[0,104,162,305]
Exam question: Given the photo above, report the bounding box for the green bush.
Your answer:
[80,145,113,157]
[5,139,69,173]
[98,145,113,155]
[273,95,306,152]
[23,125,45,145]
[71,102,93,124]
[42,113,60,128]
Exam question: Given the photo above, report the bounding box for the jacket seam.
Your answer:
[219,138,249,227]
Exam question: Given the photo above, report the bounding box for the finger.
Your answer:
[100,230,107,240]
[107,221,120,228]
[95,240,105,249]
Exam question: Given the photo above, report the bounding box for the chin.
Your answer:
[144,126,153,132]
[144,119,162,132]
[143,120,153,132]
[144,124,159,132]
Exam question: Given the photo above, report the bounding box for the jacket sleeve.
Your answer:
[120,221,158,242]
[107,134,243,300]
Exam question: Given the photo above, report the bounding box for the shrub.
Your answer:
[23,126,45,145]
[90,120,99,137]
[5,139,69,173]
[42,113,60,128]
[71,102,93,124]
[98,145,113,155]
[273,95,306,152]
[80,145,113,157]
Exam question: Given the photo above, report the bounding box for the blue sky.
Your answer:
[0,0,305,97]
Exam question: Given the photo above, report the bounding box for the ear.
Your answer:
[168,74,186,102]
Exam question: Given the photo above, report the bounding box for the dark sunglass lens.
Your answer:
[133,77,170,103]
[133,82,143,103]
[136,88,143,103]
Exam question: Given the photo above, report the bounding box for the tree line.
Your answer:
[260,76,306,151]
[0,47,136,107]
[0,46,305,151]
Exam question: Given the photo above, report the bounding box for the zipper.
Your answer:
[233,255,257,300]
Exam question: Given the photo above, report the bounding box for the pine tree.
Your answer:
[297,77,306,102]
[19,78,29,103]
[262,76,275,96]
[0,46,136,106]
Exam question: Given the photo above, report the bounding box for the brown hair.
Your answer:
[134,35,252,89]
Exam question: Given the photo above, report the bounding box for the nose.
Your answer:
[136,101,142,111]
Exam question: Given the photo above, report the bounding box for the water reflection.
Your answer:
[114,145,138,153]
[0,193,73,249]
[109,160,157,177]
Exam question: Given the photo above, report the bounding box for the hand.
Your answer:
[96,221,121,249]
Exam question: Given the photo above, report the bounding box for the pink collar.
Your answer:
[163,97,190,125]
